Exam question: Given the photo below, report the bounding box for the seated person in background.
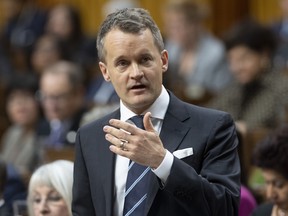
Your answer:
[37,61,86,149]
[251,124,288,216]
[27,160,73,216]
[30,34,69,77]
[0,0,47,80]
[206,20,288,135]
[0,73,42,186]
[162,0,232,104]
[44,3,98,88]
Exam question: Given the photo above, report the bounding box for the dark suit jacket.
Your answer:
[251,203,273,216]
[37,108,87,147]
[72,92,240,216]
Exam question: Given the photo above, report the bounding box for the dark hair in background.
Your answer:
[31,34,70,61]
[224,19,277,56]
[252,124,288,180]
[58,4,83,43]
[5,73,39,97]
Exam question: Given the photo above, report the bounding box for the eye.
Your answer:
[141,56,152,65]
[116,60,129,67]
[47,195,62,202]
[274,180,285,188]
[32,197,41,204]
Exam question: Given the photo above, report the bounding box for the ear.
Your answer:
[99,62,111,81]
[161,50,169,73]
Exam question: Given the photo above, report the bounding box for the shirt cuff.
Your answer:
[151,149,174,184]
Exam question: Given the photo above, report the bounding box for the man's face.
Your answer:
[99,28,168,114]
[40,73,76,121]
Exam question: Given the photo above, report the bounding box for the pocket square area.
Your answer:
[173,148,193,159]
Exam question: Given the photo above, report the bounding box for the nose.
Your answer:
[38,200,50,215]
[229,60,243,74]
[130,63,143,79]
[266,184,277,201]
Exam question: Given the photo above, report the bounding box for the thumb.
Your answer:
[143,112,155,132]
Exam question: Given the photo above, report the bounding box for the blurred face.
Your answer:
[228,45,268,84]
[262,169,288,211]
[46,6,73,40]
[40,72,76,121]
[99,29,168,114]
[32,37,61,74]
[280,0,288,16]
[7,91,39,127]
[31,185,69,216]
[164,10,199,47]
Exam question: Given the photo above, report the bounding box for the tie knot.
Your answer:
[129,115,144,129]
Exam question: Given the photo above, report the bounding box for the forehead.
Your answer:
[262,169,287,181]
[228,45,258,58]
[103,28,158,56]
[41,72,71,91]
[33,185,56,194]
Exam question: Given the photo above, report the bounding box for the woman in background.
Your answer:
[207,20,288,134]
[27,160,73,216]
[251,124,288,216]
[0,73,42,186]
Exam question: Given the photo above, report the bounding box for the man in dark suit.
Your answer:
[37,61,86,148]
[72,8,240,216]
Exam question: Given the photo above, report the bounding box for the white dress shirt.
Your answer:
[113,86,174,216]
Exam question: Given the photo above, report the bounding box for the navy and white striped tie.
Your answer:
[123,115,151,216]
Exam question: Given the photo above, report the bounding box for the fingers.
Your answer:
[104,124,130,141]
[103,114,156,153]
[106,119,139,135]
[143,112,155,132]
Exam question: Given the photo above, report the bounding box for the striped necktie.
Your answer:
[123,115,151,216]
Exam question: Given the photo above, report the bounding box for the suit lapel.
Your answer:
[146,93,191,214]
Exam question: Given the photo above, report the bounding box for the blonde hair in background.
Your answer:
[27,160,74,216]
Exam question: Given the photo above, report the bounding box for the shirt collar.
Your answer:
[120,85,170,121]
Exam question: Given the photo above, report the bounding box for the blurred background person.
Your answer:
[44,3,118,110]
[162,0,232,104]
[0,0,47,76]
[0,74,42,215]
[45,4,97,86]
[30,34,68,77]
[206,20,288,135]
[0,73,42,186]
[37,61,86,149]
[27,160,73,216]
[251,124,288,216]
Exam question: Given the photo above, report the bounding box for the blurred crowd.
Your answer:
[0,0,288,215]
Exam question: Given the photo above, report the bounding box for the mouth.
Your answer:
[130,83,146,91]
